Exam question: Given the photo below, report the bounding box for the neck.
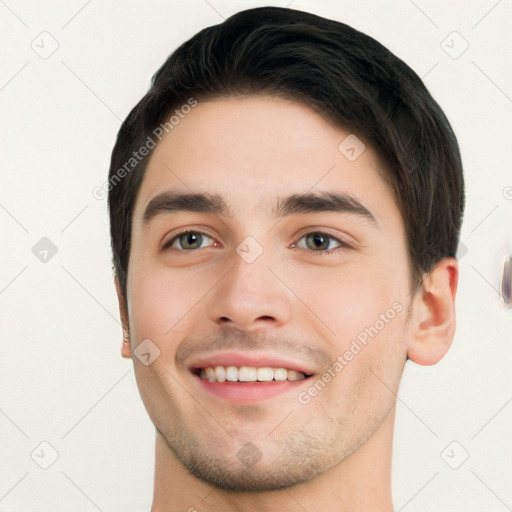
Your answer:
[151,405,396,512]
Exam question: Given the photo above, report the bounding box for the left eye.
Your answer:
[294,232,345,252]
[164,231,215,251]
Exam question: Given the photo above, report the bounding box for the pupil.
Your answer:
[182,232,201,249]
[308,233,327,250]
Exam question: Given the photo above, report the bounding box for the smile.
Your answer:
[187,351,315,402]
[194,365,308,382]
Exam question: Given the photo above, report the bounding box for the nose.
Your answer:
[206,244,293,332]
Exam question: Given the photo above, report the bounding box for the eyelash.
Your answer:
[162,229,351,256]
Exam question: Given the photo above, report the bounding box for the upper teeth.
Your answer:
[198,366,306,382]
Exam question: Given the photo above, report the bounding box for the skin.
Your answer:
[115,96,459,512]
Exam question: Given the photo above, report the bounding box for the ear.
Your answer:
[407,257,459,366]
[115,276,132,359]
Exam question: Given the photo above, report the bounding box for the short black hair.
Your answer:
[108,6,465,300]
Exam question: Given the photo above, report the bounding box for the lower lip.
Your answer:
[192,374,311,402]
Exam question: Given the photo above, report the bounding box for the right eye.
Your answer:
[163,230,217,251]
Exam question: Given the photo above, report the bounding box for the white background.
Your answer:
[1,0,511,510]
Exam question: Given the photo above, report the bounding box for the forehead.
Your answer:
[132,95,396,223]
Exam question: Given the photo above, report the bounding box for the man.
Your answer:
[108,6,464,511]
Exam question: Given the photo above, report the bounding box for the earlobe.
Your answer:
[407,258,459,366]
[115,277,132,359]
[120,329,132,359]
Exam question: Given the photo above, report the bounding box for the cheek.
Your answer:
[293,258,408,393]
[128,267,193,343]
[293,260,400,345]
[319,305,407,431]
[127,260,222,350]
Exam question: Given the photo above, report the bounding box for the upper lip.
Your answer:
[187,351,315,376]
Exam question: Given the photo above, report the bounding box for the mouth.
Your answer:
[187,352,315,402]
[191,365,311,382]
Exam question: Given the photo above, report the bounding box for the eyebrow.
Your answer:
[142,190,378,226]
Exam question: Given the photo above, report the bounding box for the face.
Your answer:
[124,96,414,491]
